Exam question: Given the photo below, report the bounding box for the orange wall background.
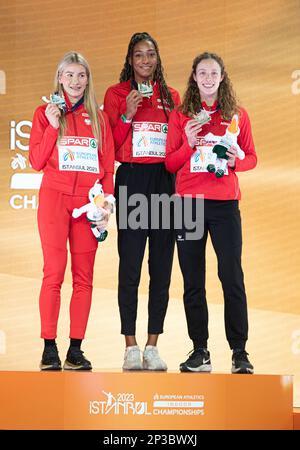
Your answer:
[0,0,300,406]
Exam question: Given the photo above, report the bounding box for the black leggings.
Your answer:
[115,163,175,335]
[176,198,248,350]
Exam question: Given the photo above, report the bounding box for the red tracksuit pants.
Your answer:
[37,187,98,339]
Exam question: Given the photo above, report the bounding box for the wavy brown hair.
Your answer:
[179,52,239,121]
[119,32,174,120]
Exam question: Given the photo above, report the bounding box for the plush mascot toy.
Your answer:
[207,114,245,178]
[72,180,115,242]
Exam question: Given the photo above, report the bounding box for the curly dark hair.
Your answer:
[179,52,239,121]
[119,32,174,120]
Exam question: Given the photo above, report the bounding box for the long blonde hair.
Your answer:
[54,51,103,148]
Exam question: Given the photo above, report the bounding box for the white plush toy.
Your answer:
[207,114,245,178]
[72,180,115,242]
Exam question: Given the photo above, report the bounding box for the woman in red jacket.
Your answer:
[29,51,115,371]
[104,32,180,371]
[166,52,257,374]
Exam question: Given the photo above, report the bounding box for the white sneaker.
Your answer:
[122,345,143,370]
[143,345,167,371]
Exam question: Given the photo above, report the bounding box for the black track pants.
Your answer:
[115,163,175,335]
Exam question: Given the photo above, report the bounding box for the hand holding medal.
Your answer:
[42,92,66,129]
[137,81,153,98]
[42,92,67,111]
[193,109,211,126]
[184,110,211,148]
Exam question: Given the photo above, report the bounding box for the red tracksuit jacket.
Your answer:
[103,80,181,163]
[29,104,115,196]
[165,102,257,199]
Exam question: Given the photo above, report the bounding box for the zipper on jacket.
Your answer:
[71,111,79,195]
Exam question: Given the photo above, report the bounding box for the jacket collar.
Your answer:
[201,100,219,111]
[63,90,85,113]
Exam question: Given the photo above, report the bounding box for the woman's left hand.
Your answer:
[226,145,238,168]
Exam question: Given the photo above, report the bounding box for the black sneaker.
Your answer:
[63,347,92,371]
[40,344,62,371]
[180,348,212,372]
[231,350,254,374]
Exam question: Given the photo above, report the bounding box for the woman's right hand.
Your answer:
[91,208,110,230]
[45,103,61,129]
[125,90,143,120]
[184,119,203,148]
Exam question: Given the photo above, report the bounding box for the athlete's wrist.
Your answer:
[121,114,132,124]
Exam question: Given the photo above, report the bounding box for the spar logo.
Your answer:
[90,138,97,148]
[63,149,75,161]
[133,122,167,133]
[60,136,95,147]
[197,132,219,147]
[89,390,151,416]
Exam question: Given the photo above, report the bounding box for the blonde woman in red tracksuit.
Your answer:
[166,52,257,374]
[29,52,115,371]
[104,32,180,371]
